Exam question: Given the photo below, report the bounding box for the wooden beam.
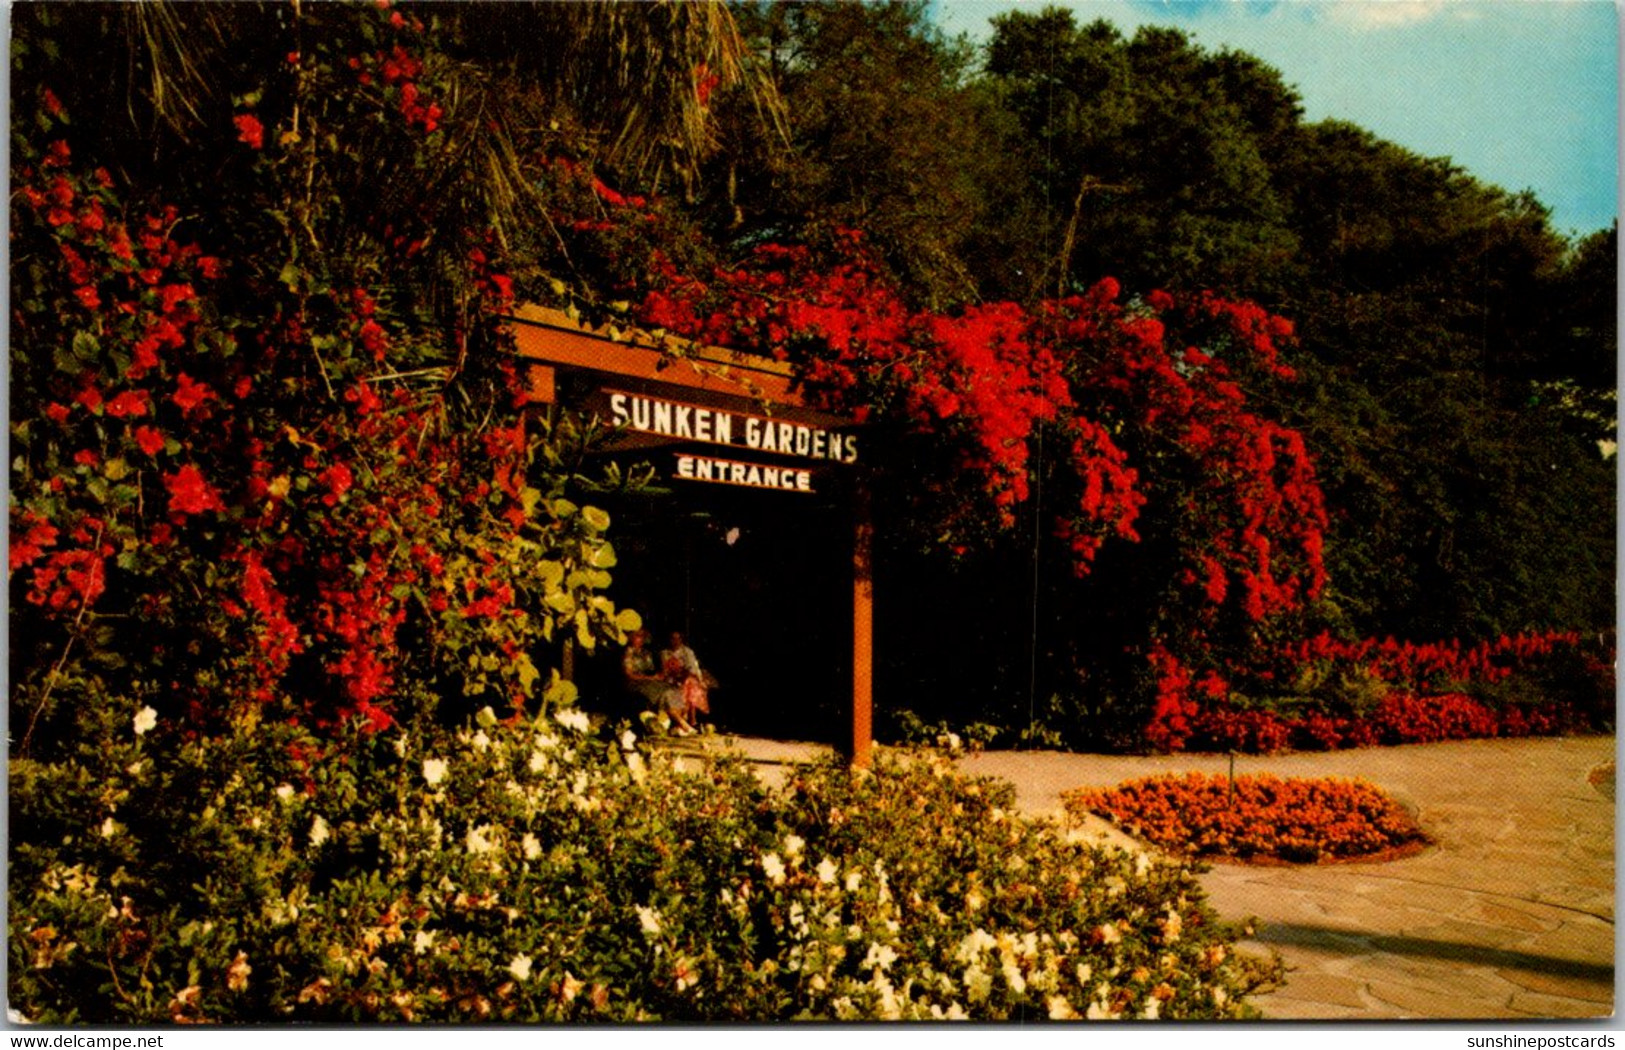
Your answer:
[525,364,556,404]
[851,479,874,768]
[506,304,806,407]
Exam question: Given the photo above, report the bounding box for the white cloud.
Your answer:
[1321,0,1477,31]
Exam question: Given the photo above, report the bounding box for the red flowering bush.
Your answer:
[8,7,638,755]
[615,221,1329,636]
[1140,630,1605,754]
[1064,773,1428,863]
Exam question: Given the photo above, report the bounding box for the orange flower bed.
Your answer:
[1062,772,1427,864]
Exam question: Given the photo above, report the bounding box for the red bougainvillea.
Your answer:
[9,18,629,749]
[630,221,1327,623]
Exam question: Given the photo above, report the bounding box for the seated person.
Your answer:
[660,631,710,729]
[624,628,694,734]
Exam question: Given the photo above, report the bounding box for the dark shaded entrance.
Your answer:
[580,483,852,742]
[506,305,870,756]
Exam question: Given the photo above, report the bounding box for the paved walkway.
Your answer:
[683,733,1616,1021]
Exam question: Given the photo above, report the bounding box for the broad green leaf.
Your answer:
[516,655,540,696]
[536,560,564,591]
[72,330,100,363]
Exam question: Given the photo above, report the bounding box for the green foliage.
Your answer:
[11,706,1282,1022]
[711,0,995,308]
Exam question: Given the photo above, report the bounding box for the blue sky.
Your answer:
[932,0,1618,238]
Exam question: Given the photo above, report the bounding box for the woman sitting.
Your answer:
[623,629,694,735]
[660,631,710,731]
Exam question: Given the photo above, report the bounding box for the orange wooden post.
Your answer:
[851,479,874,767]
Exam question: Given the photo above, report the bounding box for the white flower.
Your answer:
[309,816,330,848]
[636,905,662,935]
[465,825,495,854]
[963,965,993,1003]
[619,729,638,750]
[133,706,157,736]
[782,834,804,859]
[845,870,862,892]
[761,852,786,885]
[226,952,252,992]
[1048,995,1079,1020]
[521,833,542,860]
[816,857,838,885]
[508,954,532,982]
[1159,910,1183,943]
[471,730,490,752]
[1086,1000,1117,1020]
[554,708,590,734]
[275,784,295,802]
[99,817,119,838]
[1140,996,1161,1021]
[422,758,448,786]
[413,931,437,956]
[861,942,897,972]
[955,928,997,965]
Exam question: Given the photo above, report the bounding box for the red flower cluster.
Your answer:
[9,110,555,735]
[164,464,225,517]
[1140,631,1587,754]
[1144,655,1577,755]
[1279,630,1585,694]
[352,37,442,134]
[626,218,1324,592]
[233,113,265,150]
[1065,772,1427,863]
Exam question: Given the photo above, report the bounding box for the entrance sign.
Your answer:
[675,453,814,493]
[505,304,875,766]
[607,390,858,465]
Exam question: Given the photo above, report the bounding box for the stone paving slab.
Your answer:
[691,733,1616,1021]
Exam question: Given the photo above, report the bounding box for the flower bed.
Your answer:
[10,707,1286,1023]
[1063,773,1428,864]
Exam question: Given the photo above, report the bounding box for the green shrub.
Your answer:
[11,703,1281,1022]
